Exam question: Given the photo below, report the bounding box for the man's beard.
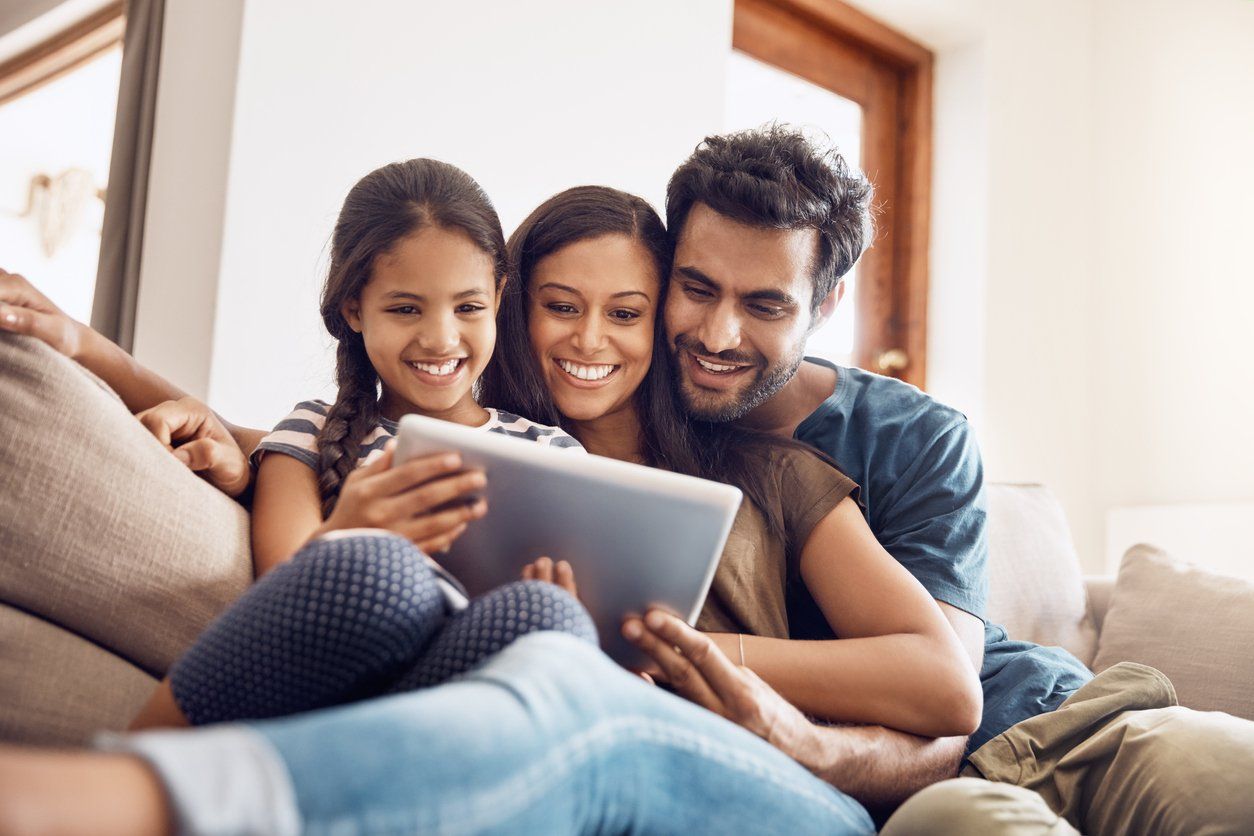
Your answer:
[670,335,804,423]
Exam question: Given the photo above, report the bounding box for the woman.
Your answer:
[481,186,980,735]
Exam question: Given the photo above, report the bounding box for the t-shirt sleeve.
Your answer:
[778,448,859,577]
[250,401,328,472]
[875,419,988,620]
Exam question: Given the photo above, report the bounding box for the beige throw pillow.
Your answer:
[1092,544,1254,721]
[985,484,1099,666]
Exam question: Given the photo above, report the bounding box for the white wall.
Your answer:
[851,0,1254,573]
[1092,0,1254,568]
[135,0,732,430]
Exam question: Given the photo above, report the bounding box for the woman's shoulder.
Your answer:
[483,408,584,450]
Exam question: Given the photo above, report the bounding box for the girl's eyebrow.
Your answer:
[385,288,489,302]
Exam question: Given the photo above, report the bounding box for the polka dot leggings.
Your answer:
[169,532,597,726]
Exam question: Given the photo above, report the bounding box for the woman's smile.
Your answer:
[554,358,621,388]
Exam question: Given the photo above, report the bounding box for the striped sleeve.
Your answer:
[486,409,585,451]
[251,400,329,471]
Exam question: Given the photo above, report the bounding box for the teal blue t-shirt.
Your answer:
[789,359,1092,753]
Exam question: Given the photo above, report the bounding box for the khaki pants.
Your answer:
[881,662,1254,835]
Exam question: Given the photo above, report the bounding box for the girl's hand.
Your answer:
[521,556,578,598]
[318,441,488,555]
[0,269,86,359]
[138,397,251,498]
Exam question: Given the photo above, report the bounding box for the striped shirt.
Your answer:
[253,399,583,471]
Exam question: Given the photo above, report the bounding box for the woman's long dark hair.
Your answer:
[479,185,830,539]
[316,158,506,518]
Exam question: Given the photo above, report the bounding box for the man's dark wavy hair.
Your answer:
[666,124,874,310]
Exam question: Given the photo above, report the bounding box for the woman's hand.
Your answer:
[622,609,817,764]
[318,442,488,556]
[0,269,86,358]
[138,397,251,498]
[521,556,578,597]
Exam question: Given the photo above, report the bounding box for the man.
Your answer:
[654,125,1254,833]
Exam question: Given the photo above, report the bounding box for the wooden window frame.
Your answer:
[0,1,125,109]
[734,0,933,388]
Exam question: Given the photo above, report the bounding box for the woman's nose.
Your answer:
[571,318,606,354]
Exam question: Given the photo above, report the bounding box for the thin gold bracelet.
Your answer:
[738,633,746,667]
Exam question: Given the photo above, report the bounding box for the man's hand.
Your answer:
[622,609,817,766]
[521,556,578,597]
[137,397,251,498]
[0,269,85,358]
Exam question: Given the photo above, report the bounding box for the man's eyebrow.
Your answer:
[676,266,798,307]
[676,266,720,289]
[743,288,799,307]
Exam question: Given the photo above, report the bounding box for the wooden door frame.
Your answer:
[0,1,125,109]
[734,0,933,388]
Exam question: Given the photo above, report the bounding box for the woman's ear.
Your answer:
[341,298,363,333]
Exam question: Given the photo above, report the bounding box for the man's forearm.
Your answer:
[799,724,966,815]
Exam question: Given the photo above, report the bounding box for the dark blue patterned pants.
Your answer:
[169,532,597,725]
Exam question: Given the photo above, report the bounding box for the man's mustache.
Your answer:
[672,334,761,368]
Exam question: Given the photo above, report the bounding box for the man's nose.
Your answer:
[571,316,606,354]
[695,303,741,355]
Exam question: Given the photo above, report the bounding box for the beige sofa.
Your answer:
[1,333,1248,745]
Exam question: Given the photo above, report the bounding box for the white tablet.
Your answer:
[394,414,742,666]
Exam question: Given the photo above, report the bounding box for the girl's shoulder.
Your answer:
[252,399,393,471]
[482,408,584,451]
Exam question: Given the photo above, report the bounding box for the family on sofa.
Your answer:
[0,126,1251,835]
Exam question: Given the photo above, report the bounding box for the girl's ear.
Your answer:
[341,298,363,333]
[493,274,508,315]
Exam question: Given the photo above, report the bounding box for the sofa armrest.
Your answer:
[1084,575,1116,635]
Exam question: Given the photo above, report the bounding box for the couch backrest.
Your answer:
[985,483,1098,667]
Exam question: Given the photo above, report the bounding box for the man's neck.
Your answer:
[569,405,646,463]
[738,359,838,438]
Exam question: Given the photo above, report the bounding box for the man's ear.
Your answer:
[341,298,363,333]
[810,280,846,333]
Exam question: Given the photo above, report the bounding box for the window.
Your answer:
[730,0,932,387]
[0,3,123,322]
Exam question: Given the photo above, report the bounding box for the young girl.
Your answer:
[131,159,595,729]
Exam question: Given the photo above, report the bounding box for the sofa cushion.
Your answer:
[0,334,252,679]
[0,603,156,744]
[985,484,1098,667]
[1092,544,1254,721]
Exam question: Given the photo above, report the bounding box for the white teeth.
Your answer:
[409,358,461,376]
[557,359,617,381]
[695,357,740,373]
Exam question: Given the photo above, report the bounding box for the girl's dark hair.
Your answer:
[480,185,835,540]
[317,158,506,517]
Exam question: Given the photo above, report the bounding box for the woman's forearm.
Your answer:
[75,325,266,455]
[725,632,981,738]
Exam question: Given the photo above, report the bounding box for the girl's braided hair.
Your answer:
[315,159,506,518]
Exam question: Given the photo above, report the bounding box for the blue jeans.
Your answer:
[118,632,873,835]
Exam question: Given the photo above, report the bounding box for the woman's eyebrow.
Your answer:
[536,282,584,297]
[610,290,650,301]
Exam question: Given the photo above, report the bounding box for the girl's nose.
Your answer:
[418,316,460,354]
